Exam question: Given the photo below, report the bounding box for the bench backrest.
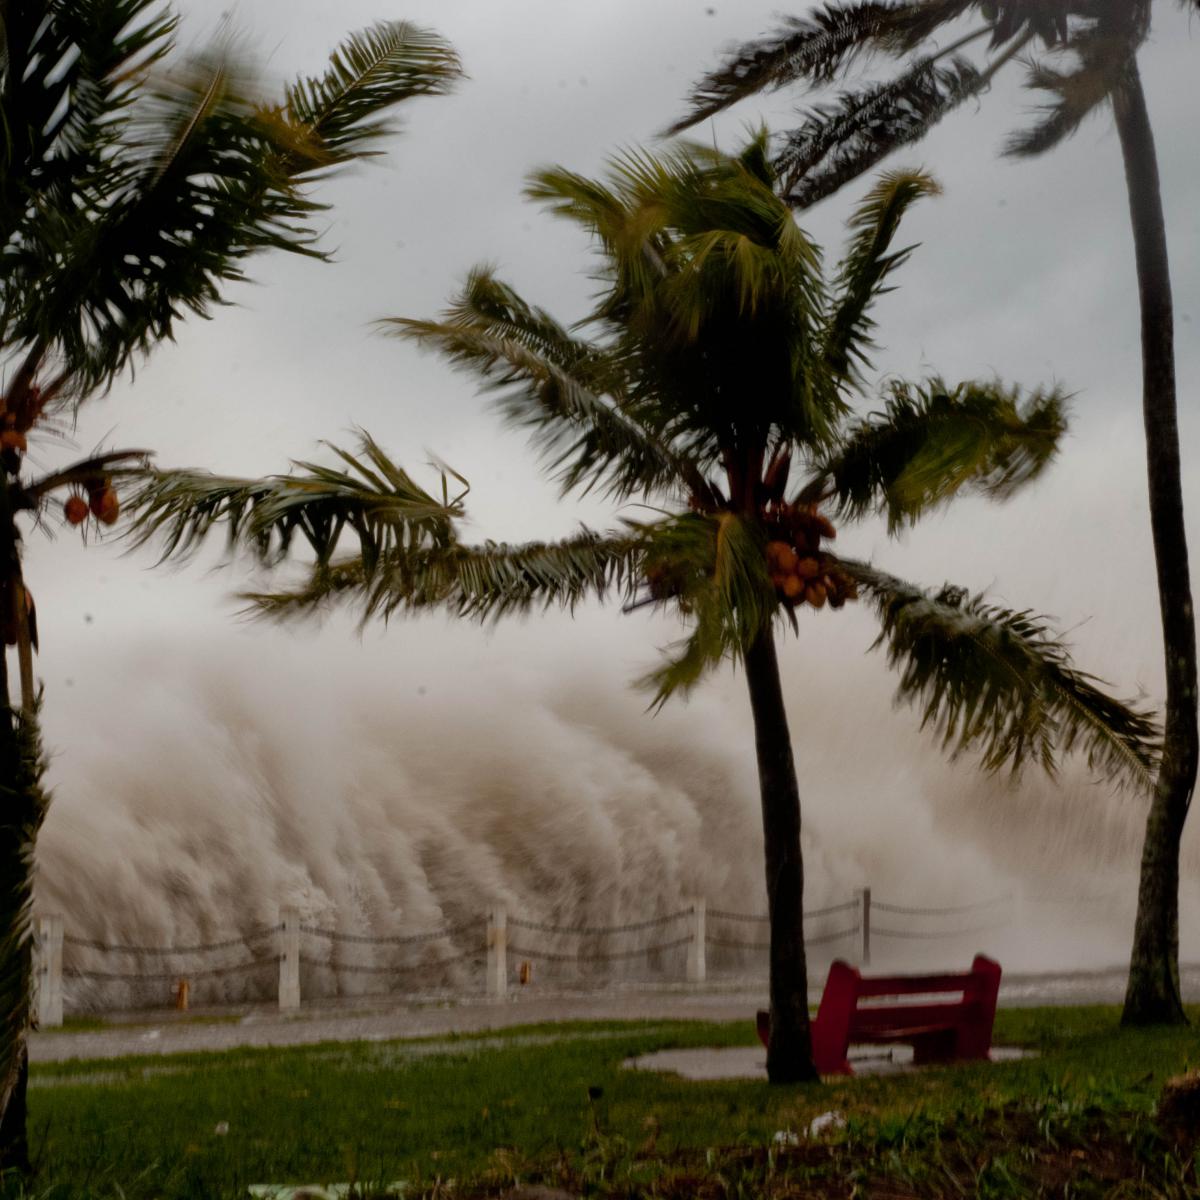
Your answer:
[813,954,1001,1069]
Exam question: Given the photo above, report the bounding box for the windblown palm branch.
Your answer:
[845,561,1158,789]
[128,435,464,572]
[669,2,1146,206]
[670,0,1195,1027]
[132,134,1159,1083]
[2,14,462,401]
[802,378,1068,530]
[241,527,646,626]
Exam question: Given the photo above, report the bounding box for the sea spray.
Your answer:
[31,616,1196,1006]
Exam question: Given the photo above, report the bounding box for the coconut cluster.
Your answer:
[765,504,858,610]
[63,478,119,527]
[0,382,44,459]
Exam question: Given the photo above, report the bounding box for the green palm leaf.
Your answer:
[776,57,984,208]
[635,510,775,707]
[243,528,644,626]
[804,379,1068,530]
[284,21,462,164]
[126,435,461,570]
[665,1,978,134]
[823,168,942,378]
[4,17,461,400]
[390,268,706,502]
[0,0,176,230]
[1004,33,1130,158]
[843,558,1160,792]
[523,136,845,454]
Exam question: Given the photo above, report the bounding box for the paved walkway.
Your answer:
[30,986,766,1063]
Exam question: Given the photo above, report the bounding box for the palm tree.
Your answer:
[669,0,1198,1028]
[130,135,1159,1083]
[0,3,460,1170]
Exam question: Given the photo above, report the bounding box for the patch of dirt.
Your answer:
[437,1106,1198,1199]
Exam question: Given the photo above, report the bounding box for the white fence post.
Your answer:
[686,897,706,983]
[33,914,63,1028]
[278,907,301,1010]
[487,906,507,999]
[859,886,871,965]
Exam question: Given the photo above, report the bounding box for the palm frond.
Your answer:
[526,156,671,280]
[283,21,461,164]
[1004,32,1130,158]
[637,604,739,710]
[388,268,707,503]
[776,57,983,209]
[632,510,776,708]
[844,559,1160,792]
[243,528,645,625]
[823,169,942,378]
[667,1,977,134]
[804,379,1068,530]
[527,147,715,315]
[19,449,153,510]
[3,16,459,397]
[125,434,461,569]
[0,0,177,367]
[0,0,175,217]
[10,47,316,392]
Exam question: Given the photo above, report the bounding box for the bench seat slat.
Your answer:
[849,1024,955,1043]
[854,973,980,997]
[853,1001,981,1033]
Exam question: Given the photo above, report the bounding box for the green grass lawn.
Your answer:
[15,1007,1200,1198]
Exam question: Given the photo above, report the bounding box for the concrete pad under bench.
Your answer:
[624,1043,1033,1081]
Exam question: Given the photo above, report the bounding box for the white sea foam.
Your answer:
[30,612,1197,1007]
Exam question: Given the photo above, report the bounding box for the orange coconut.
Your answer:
[93,487,120,525]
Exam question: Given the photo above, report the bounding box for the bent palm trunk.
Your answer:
[1114,59,1199,1026]
[743,625,818,1082]
[0,705,47,1176]
[0,479,44,1174]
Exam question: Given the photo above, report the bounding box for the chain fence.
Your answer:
[41,888,1039,1020]
[508,909,690,936]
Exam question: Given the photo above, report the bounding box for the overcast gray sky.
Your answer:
[22,3,1200,909]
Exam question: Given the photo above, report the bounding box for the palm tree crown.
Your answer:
[1,7,461,413]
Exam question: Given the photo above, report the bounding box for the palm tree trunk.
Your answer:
[0,474,32,1175]
[743,624,818,1083]
[0,702,36,1176]
[1113,58,1198,1027]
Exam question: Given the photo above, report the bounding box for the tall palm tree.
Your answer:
[669,0,1198,1028]
[131,135,1159,1083]
[0,2,460,1170]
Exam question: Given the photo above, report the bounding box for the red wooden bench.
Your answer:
[756,954,1001,1075]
